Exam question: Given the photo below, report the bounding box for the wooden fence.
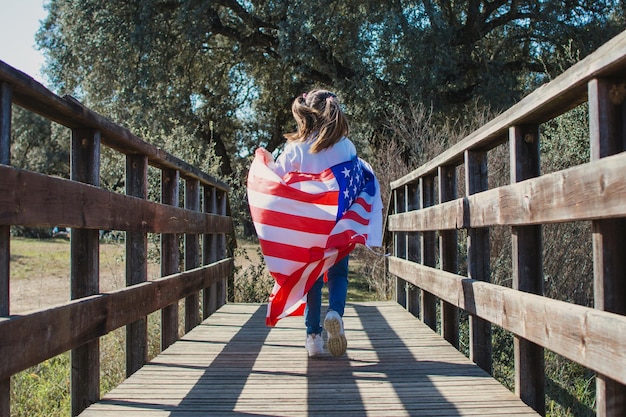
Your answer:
[0,61,234,416]
[387,30,626,417]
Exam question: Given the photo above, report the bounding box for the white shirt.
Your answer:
[273,137,357,177]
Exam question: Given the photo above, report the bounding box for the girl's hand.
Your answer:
[260,148,274,163]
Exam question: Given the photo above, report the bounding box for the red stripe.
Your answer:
[249,175,339,206]
[265,242,357,326]
[354,196,373,211]
[249,205,335,233]
[283,168,335,185]
[341,209,368,225]
[258,239,326,266]
[327,230,367,248]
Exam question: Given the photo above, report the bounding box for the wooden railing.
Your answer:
[0,62,235,416]
[387,30,626,417]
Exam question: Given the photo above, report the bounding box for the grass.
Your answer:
[11,353,70,417]
[10,238,70,281]
[9,237,161,417]
[10,237,126,282]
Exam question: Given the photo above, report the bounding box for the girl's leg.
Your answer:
[326,255,349,316]
[305,276,324,334]
[324,255,349,356]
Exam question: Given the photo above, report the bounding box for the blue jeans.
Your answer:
[305,255,349,335]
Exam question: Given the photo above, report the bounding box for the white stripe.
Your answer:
[345,199,373,219]
[248,189,337,220]
[278,298,306,319]
[277,272,312,318]
[253,222,329,247]
[263,255,306,275]
[251,160,284,182]
[330,219,369,238]
[275,251,340,320]
[289,177,339,193]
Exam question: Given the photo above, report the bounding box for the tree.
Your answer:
[11,106,68,176]
[36,0,624,176]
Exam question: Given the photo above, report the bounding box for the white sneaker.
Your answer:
[305,333,324,357]
[324,310,347,356]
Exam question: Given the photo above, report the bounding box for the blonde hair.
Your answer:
[284,89,349,153]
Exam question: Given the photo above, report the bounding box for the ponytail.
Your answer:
[284,89,349,153]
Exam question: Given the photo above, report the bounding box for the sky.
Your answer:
[0,0,48,84]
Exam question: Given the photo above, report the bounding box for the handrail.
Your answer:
[0,61,235,416]
[386,29,626,417]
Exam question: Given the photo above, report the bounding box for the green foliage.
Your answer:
[11,107,69,177]
[233,244,274,303]
[545,351,596,417]
[492,327,515,391]
[541,104,590,172]
[11,354,70,417]
[540,105,594,307]
[36,0,626,182]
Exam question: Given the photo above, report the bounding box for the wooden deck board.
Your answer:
[79,302,539,417]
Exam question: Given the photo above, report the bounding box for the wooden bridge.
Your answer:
[1,29,626,417]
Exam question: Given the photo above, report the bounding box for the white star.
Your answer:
[341,167,351,178]
[343,189,350,199]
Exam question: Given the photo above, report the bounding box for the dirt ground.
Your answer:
[9,238,259,314]
[10,238,160,314]
[10,267,164,315]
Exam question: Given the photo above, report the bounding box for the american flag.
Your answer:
[247,148,382,326]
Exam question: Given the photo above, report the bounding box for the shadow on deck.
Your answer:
[79,302,538,417]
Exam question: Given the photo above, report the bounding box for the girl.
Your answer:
[272,89,362,357]
[248,88,382,358]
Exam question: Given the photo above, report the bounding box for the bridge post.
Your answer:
[510,124,545,415]
[217,189,230,304]
[439,165,459,348]
[407,182,420,317]
[0,81,11,417]
[161,168,180,350]
[185,178,201,332]
[70,128,101,415]
[203,186,218,317]
[393,187,408,308]
[125,154,149,377]
[420,176,437,330]
[464,150,492,374]
[589,78,626,417]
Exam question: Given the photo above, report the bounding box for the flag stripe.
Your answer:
[249,205,336,233]
[248,176,340,206]
[283,168,336,185]
[258,238,325,266]
[253,223,328,249]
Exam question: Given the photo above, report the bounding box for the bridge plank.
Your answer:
[79,302,538,417]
